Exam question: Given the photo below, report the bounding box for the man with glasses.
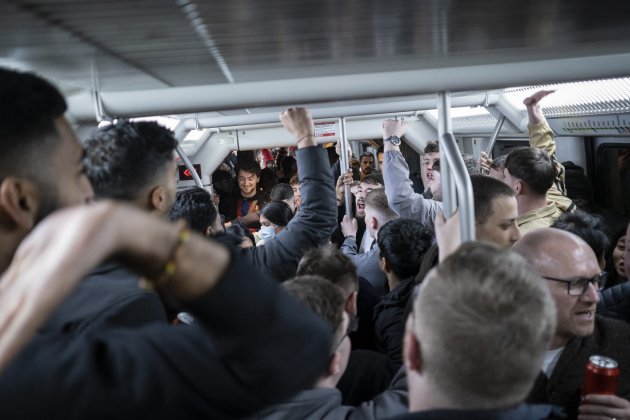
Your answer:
[514,228,630,419]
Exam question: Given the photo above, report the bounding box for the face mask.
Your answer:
[259,225,277,241]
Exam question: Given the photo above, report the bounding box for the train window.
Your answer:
[595,145,630,217]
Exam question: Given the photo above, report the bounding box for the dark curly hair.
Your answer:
[168,187,218,235]
[377,218,434,279]
[84,120,178,199]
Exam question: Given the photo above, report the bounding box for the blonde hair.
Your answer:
[414,242,556,408]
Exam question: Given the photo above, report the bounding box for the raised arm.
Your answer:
[382,119,442,231]
[525,89,556,155]
[524,90,569,198]
[245,108,337,280]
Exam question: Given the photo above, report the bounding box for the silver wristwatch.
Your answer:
[384,135,401,146]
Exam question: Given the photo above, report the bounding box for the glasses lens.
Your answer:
[569,280,586,295]
[569,273,607,295]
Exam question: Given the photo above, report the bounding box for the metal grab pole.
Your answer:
[339,118,353,219]
[173,120,203,189]
[485,115,506,156]
[441,133,476,242]
[437,92,456,218]
[176,145,203,188]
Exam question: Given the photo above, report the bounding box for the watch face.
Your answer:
[388,136,401,146]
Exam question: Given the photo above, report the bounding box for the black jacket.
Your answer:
[527,316,630,419]
[373,278,415,368]
[385,404,565,420]
[597,281,630,322]
[41,261,167,334]
[242,146,337,281]
[0,253,331,419]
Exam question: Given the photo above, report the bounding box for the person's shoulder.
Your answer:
[596,315,630,333]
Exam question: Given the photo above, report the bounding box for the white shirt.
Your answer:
[359,231,374,254]
[542,347,565,377]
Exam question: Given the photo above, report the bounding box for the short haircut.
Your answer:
[168,187,218,234]
[552,210,610,261]
[0,68,67,181]
[297,246,359,297]
[289,175,300,186]
[270,183,294,202]
[490,154,507,171]
[225,224,256,247]
[506,147,555,196]
[432,156,477,175]
[260,200,293,226]
[360,152,374,162]
[377,219,434,279]
[362,173,384,186]
[84,120,177,199]
[471,175,516,225]
[365,189,398,220]
[283,276,346,351]
[414,242,556,408]
[236,160,261,178]
[424,141,439,154]
[461,153,480,175]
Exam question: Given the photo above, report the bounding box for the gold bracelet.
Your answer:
[157,223,191,288]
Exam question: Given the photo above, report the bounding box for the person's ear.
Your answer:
[149,185,168,213]
[513,179,523,195]
[345,291,358,317]
[370,216,378,231]
[378,256,391,273]
[328,350,341,376]
[0,177,39,230]
[403,315,423,374]
[204,225,214,238]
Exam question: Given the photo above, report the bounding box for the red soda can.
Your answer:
[582,355,620,398]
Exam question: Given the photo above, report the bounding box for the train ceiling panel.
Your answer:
[501,78,630,117]
[2,0,630,115]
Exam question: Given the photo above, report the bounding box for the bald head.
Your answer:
[513,228,599,277]
[513,227,602,350]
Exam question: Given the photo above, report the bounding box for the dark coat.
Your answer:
[385,404,565,420]
[241,146,337,281]
[252,366,408,419]
[41,261,167,334]
[373,278,416,367]
[350,277,382,351]
[527,316,630,419]
[0,254,331,419]
[597,281,630,322]
[337,349,396,406]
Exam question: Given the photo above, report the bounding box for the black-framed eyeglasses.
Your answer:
[542,272,608,296]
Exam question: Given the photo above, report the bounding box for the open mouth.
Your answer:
[574,310,594,321]
[356,201,365,212]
